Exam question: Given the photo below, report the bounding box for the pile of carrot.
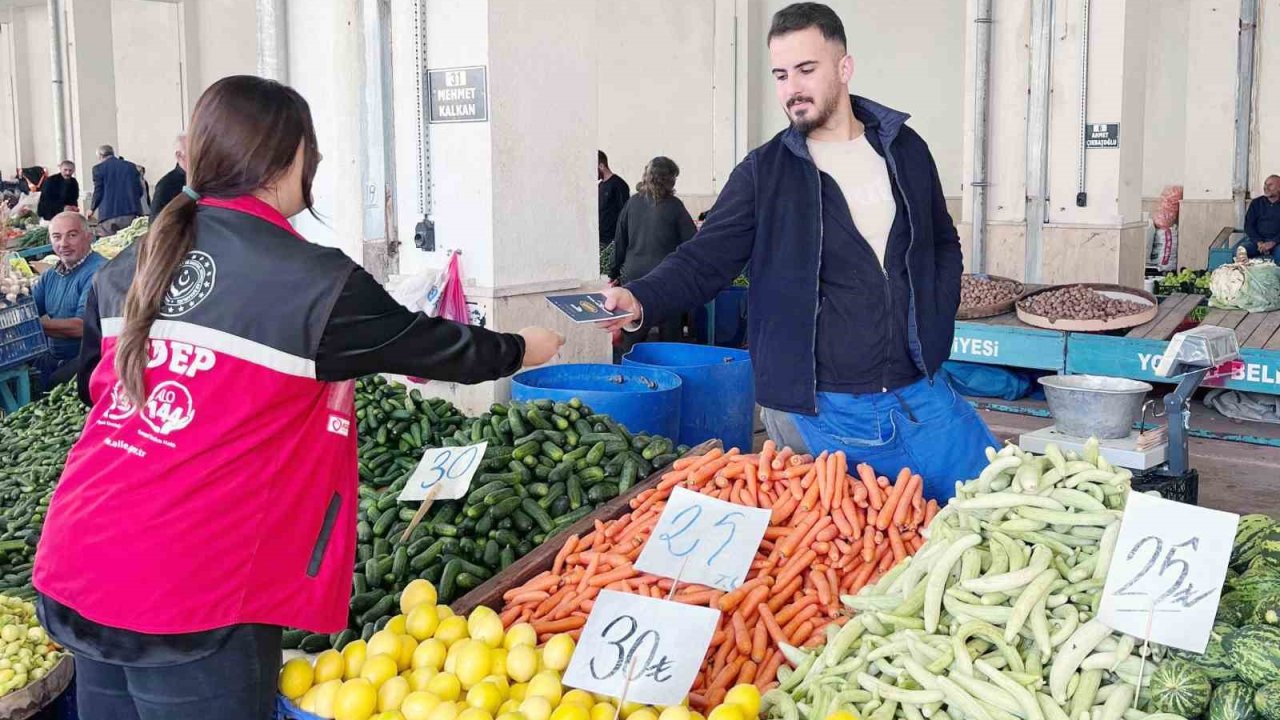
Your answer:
[497,442,938,710]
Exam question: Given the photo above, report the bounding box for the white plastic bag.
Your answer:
[387,258,452,315]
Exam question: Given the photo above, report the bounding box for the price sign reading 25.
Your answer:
[563,590,719,706]
[1098,492,1238,653]
[399,441,488,502]
[635,487,770,591]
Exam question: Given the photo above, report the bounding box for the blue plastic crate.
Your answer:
[0,295,48,370]
[275,694,324,720]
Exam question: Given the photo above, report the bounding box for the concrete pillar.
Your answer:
[959,0,1032,280]
[391,0,609,414]
[1180,0,1240,268]
[64,0,116,180]
[1039,0,1149,287]
[962,0,1149,286]
[1258,0,1280,192]
[330,0,365,265]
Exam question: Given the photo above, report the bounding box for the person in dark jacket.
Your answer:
[601,3,994,500]
[150,135,188,220]
[37,161,80,221]
[598,150,629,248]
[1237,175,1280,259]
[610,156,696,348]
[90,145,143,234]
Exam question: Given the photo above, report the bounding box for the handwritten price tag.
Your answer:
[634,486,771,591]
[563,590,719,706]
[1098,492,1239,653]
[399,442,488,502]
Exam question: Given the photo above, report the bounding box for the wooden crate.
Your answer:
[450,439,722,616]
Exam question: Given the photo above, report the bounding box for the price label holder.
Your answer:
[399,441,488,503]
[1098,492,1239,653]
[563,589,719,707]
[634,486,771,591]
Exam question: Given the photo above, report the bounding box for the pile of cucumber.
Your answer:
[284,387,687,653]
[0,384,87,599]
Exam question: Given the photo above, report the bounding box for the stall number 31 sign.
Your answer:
[1098,492,1239,653]
[635,487,771,591]
[563,590,719,706]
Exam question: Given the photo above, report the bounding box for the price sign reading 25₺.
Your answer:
[634,486,771,591]
[399,441,488,502]
[563,590,719,706]
[1098,491,1238,653]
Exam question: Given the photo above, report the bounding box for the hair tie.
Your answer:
[181,186,201,202]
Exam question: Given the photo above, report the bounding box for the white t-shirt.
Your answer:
[807,133,897,268]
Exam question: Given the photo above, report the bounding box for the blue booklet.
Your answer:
[546,293,634,324]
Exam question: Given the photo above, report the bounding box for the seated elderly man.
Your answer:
[1237,175,1280,259]
[31,211,107,389]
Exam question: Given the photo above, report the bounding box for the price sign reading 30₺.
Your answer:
[563,590,719,706]
[399,441,488,502]
[634,486,771,591]
[1098,492,1239,653]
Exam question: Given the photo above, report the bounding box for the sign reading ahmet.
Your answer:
[427,66,488,124]
[1085,123,1120,149]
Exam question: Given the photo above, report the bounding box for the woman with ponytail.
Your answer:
[31,76,563,719]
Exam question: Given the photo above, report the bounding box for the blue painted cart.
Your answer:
[951,316,1068,372]
[950,288,1068,372]
[1067,292,1280,395]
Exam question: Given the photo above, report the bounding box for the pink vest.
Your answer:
[34,197,359,634]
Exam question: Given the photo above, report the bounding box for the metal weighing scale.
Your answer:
[1019,326,1242,499]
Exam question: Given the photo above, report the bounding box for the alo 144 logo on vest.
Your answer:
[141,381,196,435]
[101,380,197,436]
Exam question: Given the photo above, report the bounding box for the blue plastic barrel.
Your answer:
[512,363,682,439]
[622,343,754,451]
[693,287,749,348]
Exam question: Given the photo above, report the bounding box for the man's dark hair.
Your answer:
[598,150,608,167]
[768,3,846,49]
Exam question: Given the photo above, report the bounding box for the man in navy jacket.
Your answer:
[602,3,995,500]
[1237,175,1280,259]
[90,145,143,235]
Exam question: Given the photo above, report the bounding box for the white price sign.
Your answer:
[634,487,771,591]
[1098,492,1239,653]
[399,442,488,502]
[563,590,719,706]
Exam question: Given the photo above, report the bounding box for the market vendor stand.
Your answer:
[1067,292,1280,395]
[449,438,722,616]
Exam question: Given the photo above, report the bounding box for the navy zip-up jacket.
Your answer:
[627,96,963,416]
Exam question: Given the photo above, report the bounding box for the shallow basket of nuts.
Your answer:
[957,274,1025,319]
[1016,283,1158,332]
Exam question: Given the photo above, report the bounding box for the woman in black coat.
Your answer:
[609,156,696,346]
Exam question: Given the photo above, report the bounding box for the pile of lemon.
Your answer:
[279,580,763,720]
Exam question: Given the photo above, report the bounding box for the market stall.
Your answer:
[1,351,1272,720]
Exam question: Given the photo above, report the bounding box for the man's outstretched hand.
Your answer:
[599,287,642,333]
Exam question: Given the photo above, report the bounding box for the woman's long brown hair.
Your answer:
[115,75,320,404]
[638,156,680,202]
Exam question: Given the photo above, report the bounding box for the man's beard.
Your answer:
[788,90,840,135]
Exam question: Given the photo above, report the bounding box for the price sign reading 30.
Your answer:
[563,590,719,706]
[635,486,771,591]
[399,441,488,502]
[1098,492,1238,653]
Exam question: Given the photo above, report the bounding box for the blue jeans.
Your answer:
[762,377,997,501]
[69,624,280,720]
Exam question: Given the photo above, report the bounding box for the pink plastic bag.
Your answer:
[436,252,470,325]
